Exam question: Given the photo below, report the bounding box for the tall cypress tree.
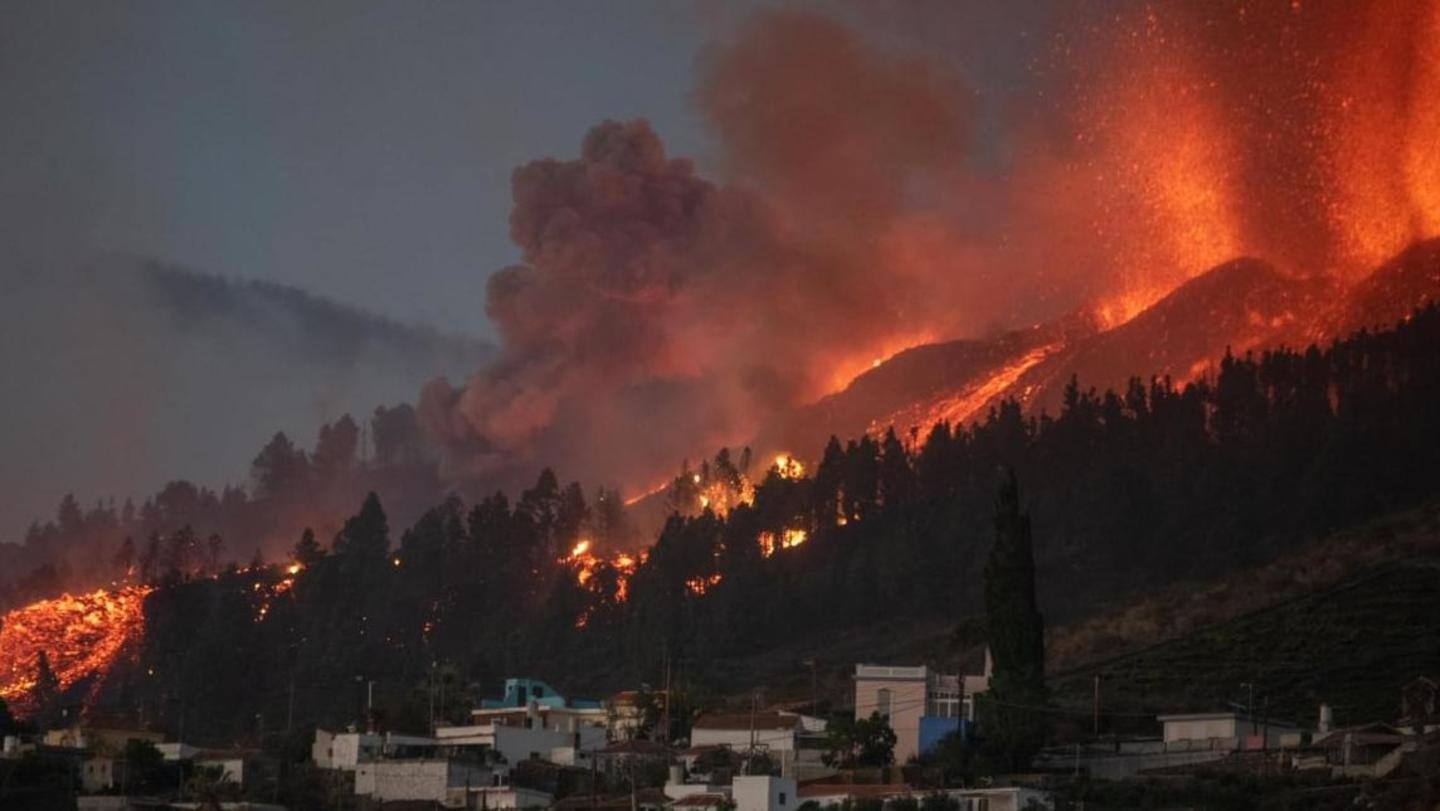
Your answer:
[979,470,1046,771]
[32,651,61,729]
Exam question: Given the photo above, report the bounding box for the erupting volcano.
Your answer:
[410,1,1440,508]
[5,1,1440,724]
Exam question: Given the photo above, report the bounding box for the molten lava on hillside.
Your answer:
[0,586,150,714]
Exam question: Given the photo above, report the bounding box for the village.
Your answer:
[5,654,1440,811]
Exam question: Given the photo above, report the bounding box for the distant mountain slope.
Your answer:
[139,261,487,371]
[0,256,491,544]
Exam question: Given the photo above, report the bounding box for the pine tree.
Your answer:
[333,492,389,559]
[293,527,325,567]
[32,651,61,728]
[979,470,1046,771]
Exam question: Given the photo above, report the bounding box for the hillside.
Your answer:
[684,502,1440,725]
[1047,500,1440,729]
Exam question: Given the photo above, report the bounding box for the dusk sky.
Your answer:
[3,1,734,335]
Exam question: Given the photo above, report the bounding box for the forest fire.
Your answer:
[562,540,642,602]
[253,563,302,622]
[684,573,723,596]
[0,586,151,712]
[757,528,808,558]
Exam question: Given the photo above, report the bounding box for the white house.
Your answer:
[312,729,382,770]
[354,758,506,807]
[688,711,829,780]
[733,775,797,811]
[312,728,438,770]
[854,654,990,765]
[194,749,254,787]
[1157,712,1304,752]
[81,756,115,792]
[434,719,604,767]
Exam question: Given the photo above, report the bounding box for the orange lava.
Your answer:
[0,586,151,711]
[872,342,1062,436]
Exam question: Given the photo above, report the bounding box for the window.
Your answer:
[876,688,892,718]
[778,793,787,806]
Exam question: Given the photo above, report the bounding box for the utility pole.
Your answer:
[748,689,758,773]
[1093,675,1101,738]
[285,674,296,736]
[590,752,599,811]
[1242,682,1256,736]
[805,658,818,716]
[660,645,672,745]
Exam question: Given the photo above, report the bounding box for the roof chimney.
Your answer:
[1318,703,1333,735]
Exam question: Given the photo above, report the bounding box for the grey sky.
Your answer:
[3,1,739,334]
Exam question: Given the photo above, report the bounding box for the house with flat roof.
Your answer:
[688,711,830,780]
[853,653,990,764]
[1157,711,1304,752]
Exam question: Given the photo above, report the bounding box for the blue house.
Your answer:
[480,678,602,710]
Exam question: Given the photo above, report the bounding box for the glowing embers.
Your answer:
[684,573,723,596]
[757,528,808,558]
[562,539,643,606]
[253,562,302,622]
[674,451,807,517]
[0,586,151,710]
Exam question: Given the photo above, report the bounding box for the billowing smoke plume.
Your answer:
[422,3,1440,495]
[421,11,982,490]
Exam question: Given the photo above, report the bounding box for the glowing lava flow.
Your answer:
[0,586,151,710]
[871,342,1063,437]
